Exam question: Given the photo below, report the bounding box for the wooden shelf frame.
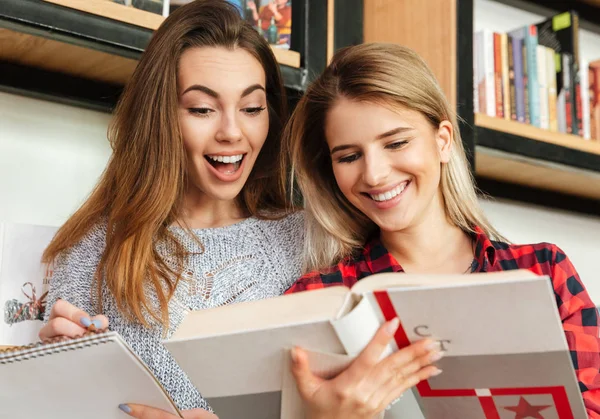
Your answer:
[43,0,302,68]
[475,114,600,157]
[0,0,347,111]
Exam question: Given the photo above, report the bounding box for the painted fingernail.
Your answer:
[92,319,103,329]
[385,318,400,335]
[80,317,92,327]
[425,340,441,351]
[118,404,132,414]
[431,368,443,376]
[429,351,445,362]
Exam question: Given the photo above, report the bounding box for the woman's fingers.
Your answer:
[342,318,399,383]
[376,364,442,412]
[39,299,109,339]
[370,338,442,387]
[364,339,443,409]
[120,404,217,419]
[48,298,96,329]
[290,347,325,401]
[39,316,87,340]
[91,313,109,330]
[120,404,175,419]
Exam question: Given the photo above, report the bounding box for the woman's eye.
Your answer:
[189,108,214,117]
[386,140,408,150]
[243,106,266,116]
[338,154,360,164]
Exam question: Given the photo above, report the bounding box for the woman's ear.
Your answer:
[436,121,453,163]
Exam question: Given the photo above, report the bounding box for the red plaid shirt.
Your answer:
[286,227,600,417]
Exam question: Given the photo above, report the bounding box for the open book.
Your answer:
[0,331,179,419]
[164,270,587,419]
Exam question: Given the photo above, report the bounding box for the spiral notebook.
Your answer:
[0,331,180,419]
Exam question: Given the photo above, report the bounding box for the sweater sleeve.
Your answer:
[43,223,107,322]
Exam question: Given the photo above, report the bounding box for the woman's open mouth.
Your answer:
[204,154,245,176]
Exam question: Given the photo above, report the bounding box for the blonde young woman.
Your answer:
[37,1,304,418]
[285,43,600,418]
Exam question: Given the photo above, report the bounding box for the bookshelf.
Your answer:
[364,0,600,215]
[0,0,350,112]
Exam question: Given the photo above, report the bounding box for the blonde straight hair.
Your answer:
[285,43,505,272]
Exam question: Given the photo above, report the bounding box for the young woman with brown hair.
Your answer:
[38,0,302,417]
[284,43,600,418]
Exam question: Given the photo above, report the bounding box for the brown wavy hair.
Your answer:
[43,0,292,327]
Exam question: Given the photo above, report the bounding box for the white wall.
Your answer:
[480,198,600,302]
[0,92,112,227]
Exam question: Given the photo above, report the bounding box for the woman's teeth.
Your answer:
[369,183,408,202]
[207,154,243,163]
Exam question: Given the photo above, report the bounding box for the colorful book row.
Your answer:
[474,11,600,141]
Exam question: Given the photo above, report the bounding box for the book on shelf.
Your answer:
[581,59,592,140]
[537,44,550,129]
[590,60,600,141]
[163,270,587,418]
[230,0,293,51]
[474,30,496,118]
[493,32,505,118]
[512,35,526,123]
[547,46,559,132]
[500,33,511,120]
[536,11,581,136]
[507,33,517,121]
[0,222,57,347]
[510,24,539,128]
[0,331,179,419]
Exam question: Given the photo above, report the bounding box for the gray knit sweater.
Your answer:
[43,212,304,411]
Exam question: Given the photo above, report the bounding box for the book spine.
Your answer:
[473,31,479,113]
[572,12,582,136]
[484,30,496,117]
[547,48,559,132]
[581,60,591,140]
[537,45,549,130]
[574,71,583,136]
[494,32,504,118]
[590,62,600,141]
[501,33,510,120]
[507,34,517,121]
[526,25,540,127]
[522,38,530,124]
[475,32,485,115]
[563,54,574,134]
[513,36,525,123]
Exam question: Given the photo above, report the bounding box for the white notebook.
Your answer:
[0,331,180,419]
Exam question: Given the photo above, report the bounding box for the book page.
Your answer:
[0,223,57,346]
[330,293,385,356]
[170,285,350,341]
[166,320,347,399]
